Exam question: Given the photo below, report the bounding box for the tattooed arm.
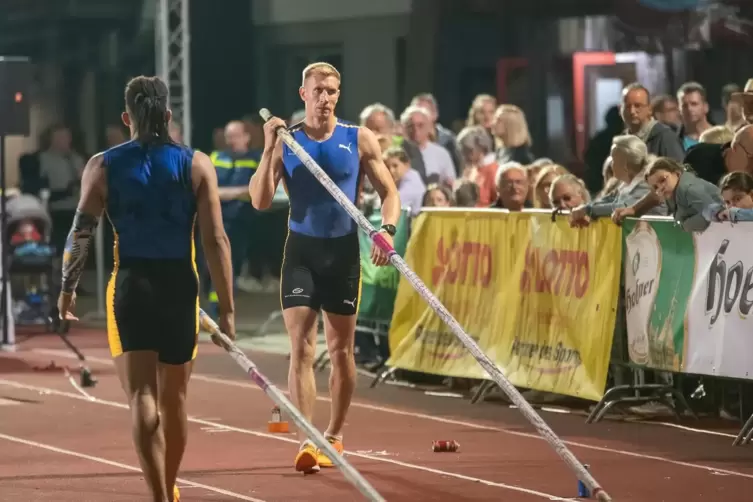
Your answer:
[60,154,107,295]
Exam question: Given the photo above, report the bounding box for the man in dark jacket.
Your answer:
[621,83,684,161]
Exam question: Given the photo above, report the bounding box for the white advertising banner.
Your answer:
[686,223,753,379]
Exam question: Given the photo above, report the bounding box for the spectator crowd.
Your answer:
[355,77,753,242]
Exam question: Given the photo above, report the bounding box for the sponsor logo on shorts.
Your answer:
[284,287,310,299]
[342,297,356,308]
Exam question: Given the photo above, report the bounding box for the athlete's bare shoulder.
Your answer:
[190,150,218,191]
[86,152,106,168]
[79,153,107,205]
[192,149,213,167]
[357,126,381,159]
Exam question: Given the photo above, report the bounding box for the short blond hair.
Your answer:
[700,125,734,145]
[301,62,341,86]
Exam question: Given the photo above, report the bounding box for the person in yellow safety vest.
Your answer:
[204,120,260,316]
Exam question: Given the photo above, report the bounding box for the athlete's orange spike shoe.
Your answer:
[317,437,344,468]
[173,485,180,501]
[295,442,320,473]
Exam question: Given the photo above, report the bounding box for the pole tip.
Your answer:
[595,489,611,502]
[259,108,272,121]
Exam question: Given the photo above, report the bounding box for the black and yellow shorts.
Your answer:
[107,258,199,365]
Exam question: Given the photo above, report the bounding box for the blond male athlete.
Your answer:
[250,63,400,472]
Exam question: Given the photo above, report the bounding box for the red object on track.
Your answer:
[432,440,460,453]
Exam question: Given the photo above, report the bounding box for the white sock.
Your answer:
[324,432,343,442]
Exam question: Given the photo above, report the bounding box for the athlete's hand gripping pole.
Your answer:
[198,309,385,502]
[259,108,612,502]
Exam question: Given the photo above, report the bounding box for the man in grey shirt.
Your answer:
[400,105,456,185]
[410,93,460,175]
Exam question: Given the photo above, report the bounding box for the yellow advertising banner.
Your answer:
[387,210,622,401]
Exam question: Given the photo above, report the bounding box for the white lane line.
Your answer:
[0,432,265,501]
[0,377,576,501]
[649,420,738,439]
[30,348,753,481]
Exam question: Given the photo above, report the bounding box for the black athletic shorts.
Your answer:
[107,258,199,365]
[280,231,361,316]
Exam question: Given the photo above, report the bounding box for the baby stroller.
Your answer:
[5,191,96,387]
[6,192,57,332]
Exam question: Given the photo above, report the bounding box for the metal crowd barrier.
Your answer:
[585,289,696,424]
[314,318,391,374]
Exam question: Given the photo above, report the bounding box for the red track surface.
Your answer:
[1,328,752,501]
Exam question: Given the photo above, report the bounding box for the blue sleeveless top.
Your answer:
[103,140,196,261]
[281,120,362,238]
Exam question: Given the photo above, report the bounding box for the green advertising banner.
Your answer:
[622,218,695,371]
[358,209,411,322]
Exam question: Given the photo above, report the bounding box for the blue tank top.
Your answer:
[281,120,361,238]
[103,140,196,261]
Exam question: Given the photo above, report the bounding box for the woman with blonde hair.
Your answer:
[466,94,497,130]
[493,104,535,165]
[526,158,554,203]
[571,135,667,226]
[532,164,570,208]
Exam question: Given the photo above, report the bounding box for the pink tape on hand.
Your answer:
[372,231,396,256]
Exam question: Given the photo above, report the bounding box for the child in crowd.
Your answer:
[383,146,425,216]
[453,179,480,207]
[422,183,453,207]
[644,157,722,232]
[703,171,753,222]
